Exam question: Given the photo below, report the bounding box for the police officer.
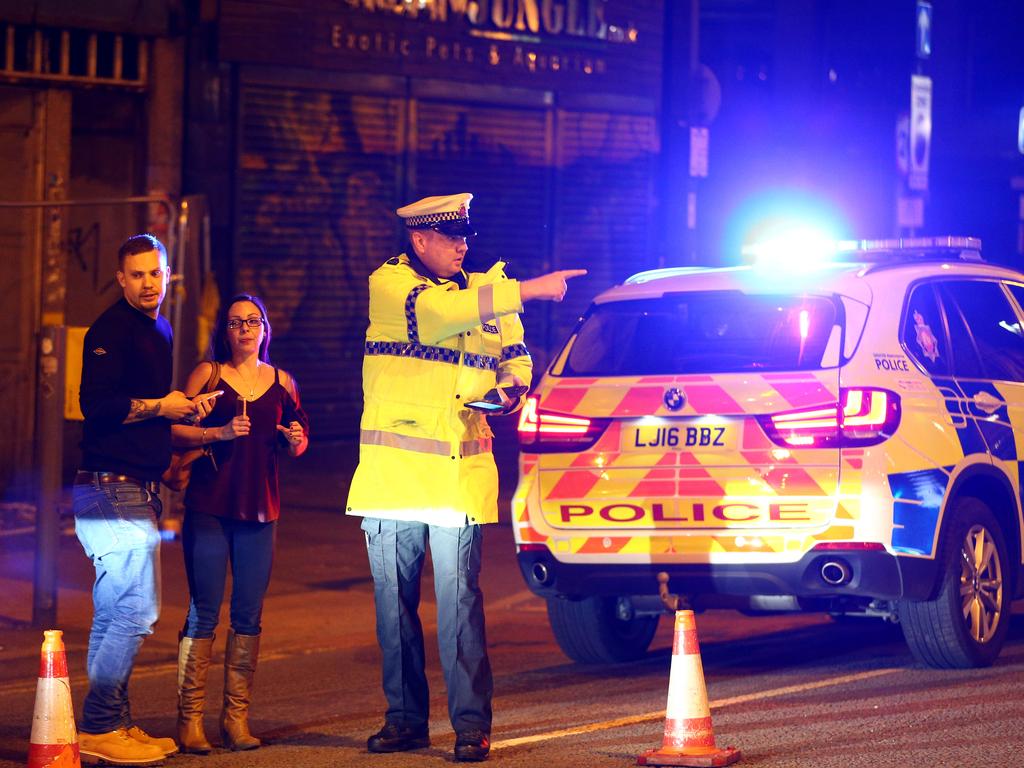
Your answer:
[347,193,584,762]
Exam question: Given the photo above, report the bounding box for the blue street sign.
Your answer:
[916,1,932,59]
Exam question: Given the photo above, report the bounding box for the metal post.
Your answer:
[32,325,65,627]
[32,89,70,628]
[172,198,191,389]
[659,0,699,266]
[685,0,701,265]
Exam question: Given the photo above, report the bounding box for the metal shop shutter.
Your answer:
[412,101,557,365]
[553,110,660,343]
[413,101,549,275]
[237,85,403,439]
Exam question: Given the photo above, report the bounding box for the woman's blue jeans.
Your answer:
[72,480,162,734]
[181,509,276,638]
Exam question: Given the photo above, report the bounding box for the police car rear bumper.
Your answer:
[517,547,940,602]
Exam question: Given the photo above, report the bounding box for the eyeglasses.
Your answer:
[227,317,265,330]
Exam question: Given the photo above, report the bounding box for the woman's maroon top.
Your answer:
[185,367,308,523]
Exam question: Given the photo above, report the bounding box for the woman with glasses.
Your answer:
[169,293,309,753]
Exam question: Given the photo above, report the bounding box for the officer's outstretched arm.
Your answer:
[520,269,588,303]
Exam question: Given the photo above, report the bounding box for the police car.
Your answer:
[512,236,1024,669]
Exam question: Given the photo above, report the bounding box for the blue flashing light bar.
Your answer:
[742,234,984,269]
[740,225,842,271]
[835,236,982,254]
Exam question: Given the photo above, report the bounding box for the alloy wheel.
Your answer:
[959,523,1004,644]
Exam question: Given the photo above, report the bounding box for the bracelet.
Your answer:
[201,427,208,445]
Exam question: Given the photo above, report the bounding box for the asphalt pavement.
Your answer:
[4,437,1024,767]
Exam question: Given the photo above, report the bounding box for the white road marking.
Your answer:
[490,667,901,751]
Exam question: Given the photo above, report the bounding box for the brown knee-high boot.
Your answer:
[220,629,261,750]
[177,635,215,754]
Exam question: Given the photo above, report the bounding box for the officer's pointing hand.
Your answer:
[520,269,588,303]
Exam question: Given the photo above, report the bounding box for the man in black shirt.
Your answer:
[73,233,218,766]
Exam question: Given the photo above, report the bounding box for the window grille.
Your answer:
[0,25,147,89]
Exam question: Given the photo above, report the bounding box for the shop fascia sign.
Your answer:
[343,0,638,46]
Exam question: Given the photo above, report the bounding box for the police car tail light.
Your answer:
[758,387,901,448]
[812,542,886,551]
[518,395,609,453]
[518,543,548,552]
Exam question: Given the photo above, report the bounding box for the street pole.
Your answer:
[901,0,933,236]
[33,89,70,628]
[660,0,700,266]
[33,324,65,628]
[685,0,701,265]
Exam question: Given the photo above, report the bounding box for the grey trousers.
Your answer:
[361,517,493,734]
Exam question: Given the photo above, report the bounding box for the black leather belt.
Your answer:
[75,471,160,494]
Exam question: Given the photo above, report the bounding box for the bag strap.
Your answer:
[203,361,221,393]
[194,361,222,457]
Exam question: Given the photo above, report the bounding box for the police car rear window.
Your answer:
[563,291,840,375]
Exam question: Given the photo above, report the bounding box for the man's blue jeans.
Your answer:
[73,480,162,734]
[361,518,493,735]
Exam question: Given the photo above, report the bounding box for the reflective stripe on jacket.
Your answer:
[345,253,532,526]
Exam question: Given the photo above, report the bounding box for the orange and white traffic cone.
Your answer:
[637,611,740,767]
[27,630,81,768]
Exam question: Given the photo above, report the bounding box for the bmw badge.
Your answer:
[663,387,686,411]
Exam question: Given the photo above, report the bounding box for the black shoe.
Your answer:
[454,729,490,762]
[366,723,430,753]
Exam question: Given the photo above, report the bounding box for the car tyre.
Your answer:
[899,496,1011,668]
[546,596,659,664]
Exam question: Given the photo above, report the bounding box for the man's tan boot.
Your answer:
[126,725,178,756]
[177,635,215,753]
[219,629,261,750]
[79,727,165,766]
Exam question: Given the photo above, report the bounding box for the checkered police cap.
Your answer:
[396,193,476,237]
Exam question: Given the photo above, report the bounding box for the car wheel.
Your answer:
[899,496,1011,668]
[546,596,660,664]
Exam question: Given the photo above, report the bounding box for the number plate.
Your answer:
[623,421,737,451]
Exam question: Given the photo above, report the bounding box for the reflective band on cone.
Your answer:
[637,611,740,767]
[27,630,81,768]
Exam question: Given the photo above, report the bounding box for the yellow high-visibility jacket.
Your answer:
[345,253,533,527]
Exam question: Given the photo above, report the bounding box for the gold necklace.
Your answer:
[236,362,261,401]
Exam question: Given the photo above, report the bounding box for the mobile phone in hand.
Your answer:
[465,384,528,412]
[464,399,507,412]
